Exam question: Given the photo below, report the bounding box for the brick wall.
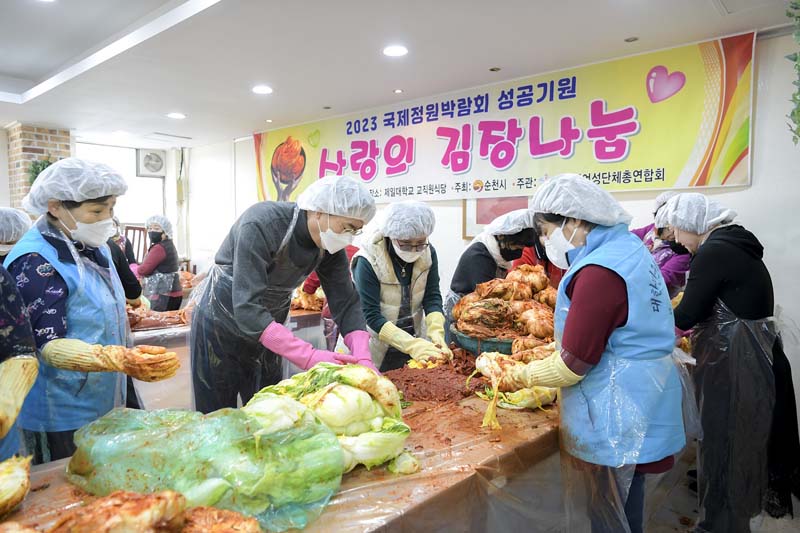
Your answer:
[5,122,72,208]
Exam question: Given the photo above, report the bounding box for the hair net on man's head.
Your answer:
[297,175,376,223]
[146,215,174,239]
[22,157,128,215]
[530,173,632,227]
[485,209,536,236]
[663,193,737,235]
[0,208,32,243]
[381,201,435,240]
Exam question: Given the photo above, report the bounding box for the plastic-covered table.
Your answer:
[4,397,561,532]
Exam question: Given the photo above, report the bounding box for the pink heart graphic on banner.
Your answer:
[646,66,686,103]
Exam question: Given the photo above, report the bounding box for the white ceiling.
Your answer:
[0,0,789,149]
[0,0,174,85]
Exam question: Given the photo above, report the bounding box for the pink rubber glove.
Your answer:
[337,330,379,373]
[260,322,341,370]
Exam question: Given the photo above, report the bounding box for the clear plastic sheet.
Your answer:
[65,395,343,532]
[692,299,777,532]
[132,324,191,347]
[560,449,636,532]
[131,325,192,410]
[190,207,317,413]
[672,348,703,441]
[140,271,180,307]
[7,398,562,532]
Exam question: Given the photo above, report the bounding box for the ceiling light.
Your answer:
[489,67,501,72]
[37,0,56,3]
[624,36,639,43]
[166,112,186,120]
[266,119,273,123]
[393,89,403,94]
[383,45,408,57]
[252,84,273,95]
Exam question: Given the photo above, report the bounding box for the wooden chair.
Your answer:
[124,225,148,263]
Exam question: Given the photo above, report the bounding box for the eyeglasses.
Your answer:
[394,240,429,252]
[341,227,363,236]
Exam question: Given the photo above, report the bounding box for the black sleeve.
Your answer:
[352,257,387,332]
[449,243,498,294]
[124,239,137,264]
[673,245,724,330]
[318,250,367,336]
[422,246,444,315]
[231,221,278,339]
[108,241,142,300]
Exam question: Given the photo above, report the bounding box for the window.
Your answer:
[74,143,165,225]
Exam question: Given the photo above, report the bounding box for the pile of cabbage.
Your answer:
[66,363,415,531]
[254,362,417,474]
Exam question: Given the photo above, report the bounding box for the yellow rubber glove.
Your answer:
[42,339,180,381]
[508,350,583,390]
[140,295,151,311]
[378,322,443,362]
[424,312,453,359]
[477,350,582,391]
[41,339,126,372]
[0,356,39,439]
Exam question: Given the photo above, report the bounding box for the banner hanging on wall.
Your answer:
[254,32,755,203]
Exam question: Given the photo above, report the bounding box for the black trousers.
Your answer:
[23,429,77,465]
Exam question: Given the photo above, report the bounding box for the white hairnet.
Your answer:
[381,201,435,239]
[663,193,737,234]
[297,175,376,223]
[0,208,32,243]
[654,191,678,215]
[485,209,536,236]
[530,173,632,227]
[22,157,128,215]
[146,215,174,239]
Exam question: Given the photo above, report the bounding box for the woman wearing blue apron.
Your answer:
[5,158,174,464]
[478,174,685,533]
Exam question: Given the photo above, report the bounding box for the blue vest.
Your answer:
[0,423,20,460]
[557,224,685,467]
[4,226,127,432]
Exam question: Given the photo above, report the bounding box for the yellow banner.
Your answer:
[255,32,754,202]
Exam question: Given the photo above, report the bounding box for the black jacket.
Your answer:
[674,225,773,330]
[107,238,142,300]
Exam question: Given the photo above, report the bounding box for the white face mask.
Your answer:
[543,219,578,270]
[64,210,115,248]
[392,241,423,263]
[317,213,354,254]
